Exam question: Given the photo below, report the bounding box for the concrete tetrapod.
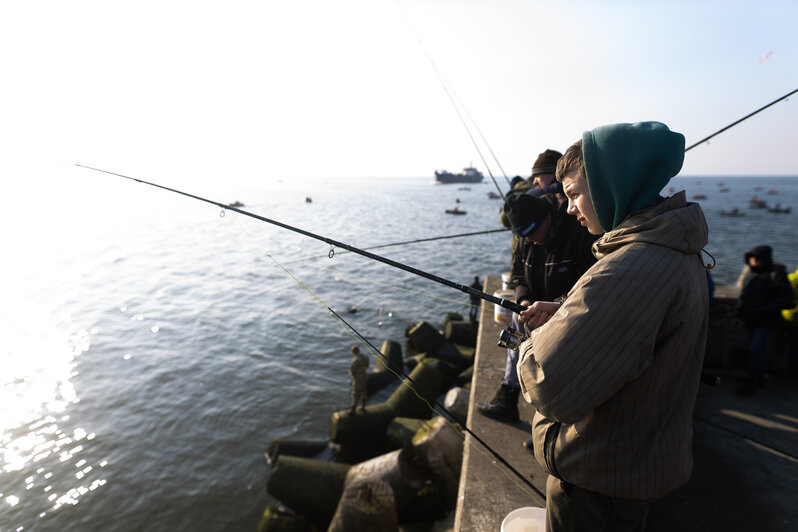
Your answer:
[327,478,399,532]
[266,456,352,530]
[329,357,444,447]
[256,506,313,532]
[341,448,429,522]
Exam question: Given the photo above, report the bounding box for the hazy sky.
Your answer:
[3,0,797,187]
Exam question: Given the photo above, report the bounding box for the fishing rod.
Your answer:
[284,227,510,265]
[75,164,526,315]
[394,0,510,199]
[685,87,797,152]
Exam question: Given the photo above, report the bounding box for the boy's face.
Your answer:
[562,170,603,234]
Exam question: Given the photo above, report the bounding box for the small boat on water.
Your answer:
[692,194,707,200]
[445,207,467,215]
[719,208,745,217]
[435,166,484,184]
[754,186,763,191]
[665,187,674,194]
[750,196,768,209]
[305,197,312,203]
[719,188,730,193]
[768,188,779,195]
[229,200,244,207]
[767,204,791,214]
[487,191,501,199]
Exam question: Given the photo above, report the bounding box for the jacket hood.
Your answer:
[583,121,685,231]
[593,191,708,259]
[744,245,773,267]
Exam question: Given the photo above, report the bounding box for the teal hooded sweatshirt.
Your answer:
[582,121,685,232]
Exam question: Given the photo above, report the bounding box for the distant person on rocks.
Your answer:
[735,245,794,395]
[477,192,596,424]
[348,345,369,413]
[468,276,483,323]
[516,122,709,531]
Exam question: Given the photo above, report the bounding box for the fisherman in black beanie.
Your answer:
[477,191,597,423]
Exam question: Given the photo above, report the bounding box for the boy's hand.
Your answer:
[519,301,561,330]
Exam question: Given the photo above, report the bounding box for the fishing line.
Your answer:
[268,254,546,505]
[685,87,797,152]
[394,0,509,198]
[283,227,509,265]
[74,163,526,315]
[320,263,480,310]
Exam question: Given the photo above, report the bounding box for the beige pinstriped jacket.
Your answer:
[518,192,709,499]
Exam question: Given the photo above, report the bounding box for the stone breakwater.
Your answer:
[258,314,478,532]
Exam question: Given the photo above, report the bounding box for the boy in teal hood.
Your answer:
[582,121,685,231]
[516,122,709,531]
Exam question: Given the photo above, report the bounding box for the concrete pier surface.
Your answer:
[455,275,798,531]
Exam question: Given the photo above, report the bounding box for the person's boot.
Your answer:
[476,384,520,423]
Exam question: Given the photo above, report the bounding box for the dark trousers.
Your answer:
[746,326,773,386]
[545,475,656,532]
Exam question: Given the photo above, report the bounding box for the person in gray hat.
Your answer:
[477,192,597,423]
[509,149,564,197]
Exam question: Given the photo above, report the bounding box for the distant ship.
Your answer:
[434,166,484,184]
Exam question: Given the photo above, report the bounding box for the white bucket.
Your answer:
[493,289,515,323]
[501,506,546,532]
[501,272,511,291]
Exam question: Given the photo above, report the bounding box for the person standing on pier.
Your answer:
[477,191,596,423]
[468,275,483,323]
[348,345,369,413]
[735,245,794,395]
[517,122,709,531]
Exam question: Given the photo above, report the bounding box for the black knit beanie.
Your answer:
[504,193,551,236]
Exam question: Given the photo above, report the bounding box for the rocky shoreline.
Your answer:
[258,314,478,532]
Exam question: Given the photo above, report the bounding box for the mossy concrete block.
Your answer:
[387,417,428,450]
[433,342,472,371]
[454,343,476,360]
[329,403,396,446]
[407,321,445,352]
[256,506,314,532]
[366,370,397,396]
[344,448,429,518]
[265,438,328,466]
[328,478,399,532]
[444,320,477,347]
[456,366,473,388]
[266,456,351,530]
[419,357,459,391]
[331,358,444,447]
[443,387,470,426]
[375,339,403,373]
[410,416,464,509]
[405,353,427,371]
[443,312,464,327]
[386,358,443,418]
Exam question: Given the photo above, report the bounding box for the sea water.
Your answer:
[1,169,796,531]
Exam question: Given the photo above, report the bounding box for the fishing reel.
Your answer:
[497,324,528,350]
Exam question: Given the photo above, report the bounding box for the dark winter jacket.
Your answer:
[739,245,794,328]
[512,194,597,304]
